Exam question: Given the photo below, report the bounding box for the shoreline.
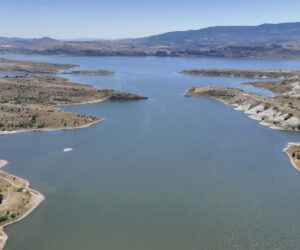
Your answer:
[186,86,300,171]
[283,143,300,172]
[189,94,290,132]
[0,160,45,250]
[0,119,102,136]
[185,86,300,132]
[179,69,300,79]
[60,98,106,106]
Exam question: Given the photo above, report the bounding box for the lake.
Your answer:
[1,55,300,249]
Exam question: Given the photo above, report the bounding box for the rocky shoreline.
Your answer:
[184,68,300,171]
[186,86,300,132]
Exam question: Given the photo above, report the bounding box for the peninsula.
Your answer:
[284,143,300,171]
[0,58,148,248]
[0,58,77,74]
[183,68,300,170]
[0,59,147,134]
[0,160,44,250]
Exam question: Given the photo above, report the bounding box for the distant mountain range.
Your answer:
[1,22,300,59]
[138,22,300,48]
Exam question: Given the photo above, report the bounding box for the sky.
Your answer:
[1,0,300,39]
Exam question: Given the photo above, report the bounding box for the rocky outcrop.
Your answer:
[186,86,300,132]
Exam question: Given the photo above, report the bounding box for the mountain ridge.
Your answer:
[1,22,300,59]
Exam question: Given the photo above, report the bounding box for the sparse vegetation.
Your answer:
[0,62,146,133]
[0,215,8,223]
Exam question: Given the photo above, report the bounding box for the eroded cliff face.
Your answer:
[186,86,300,132]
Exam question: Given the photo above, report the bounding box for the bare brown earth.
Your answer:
[0,75,147,133]
[0,160,44,250]
[0,58,77,74]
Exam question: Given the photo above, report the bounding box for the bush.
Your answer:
[37,123,45,129]
[0,215,8,222]
[10,213,17,219]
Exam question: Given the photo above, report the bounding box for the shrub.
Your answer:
[10,213,17,219]
[0,215,8,222]
[37,123,45,129]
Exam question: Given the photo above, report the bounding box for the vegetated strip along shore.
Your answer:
[182,68,300,171]
[0,160,44,250]
[64,70,115,75]
[180,69,300,79]
[0,58,148,248]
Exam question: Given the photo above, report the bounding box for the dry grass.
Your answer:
[0,75,146,132]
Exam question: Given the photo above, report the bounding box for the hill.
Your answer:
[1,22,300,59]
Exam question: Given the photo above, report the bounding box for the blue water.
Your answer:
[1,55,300,249]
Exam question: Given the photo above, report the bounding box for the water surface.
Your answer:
[1,55,300,249]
